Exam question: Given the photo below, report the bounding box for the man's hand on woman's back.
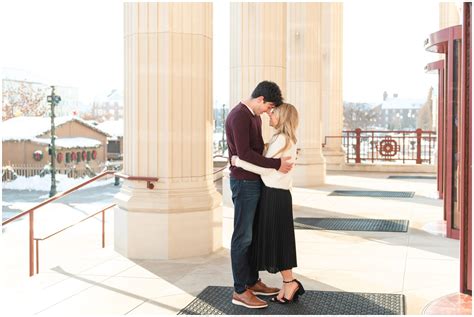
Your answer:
[278,156,293,174]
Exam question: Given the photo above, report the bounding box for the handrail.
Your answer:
[36,204,115,241]
[2,170,115,276]
[34,204,116,274]
[2,170,115,226]
[4,166,223,277]
[115,172,158,189]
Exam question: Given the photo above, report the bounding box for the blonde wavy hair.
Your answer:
[268,103,299,158]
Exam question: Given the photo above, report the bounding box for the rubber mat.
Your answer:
[178,286,405,315]
[294,218,409,232]
[329,190,415,198]
[388,175,436,179]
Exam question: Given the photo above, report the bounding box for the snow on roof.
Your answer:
[96,119,123,138]
[380,97,424,110]
[2,116,110,141]
[32,137,102,149]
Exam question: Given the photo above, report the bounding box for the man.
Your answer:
[225,81,293,309]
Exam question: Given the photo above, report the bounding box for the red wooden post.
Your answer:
[416,128,422,164]
[355,128,361,163]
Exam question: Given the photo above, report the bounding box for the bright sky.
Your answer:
[0,0,442,105]
[343,0,440,103]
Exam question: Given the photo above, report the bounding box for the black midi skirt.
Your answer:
[250,184,297,274]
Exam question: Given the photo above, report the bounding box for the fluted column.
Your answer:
[222,3,287,248]
[287,3,326,187]
[117,3,221,259]
[321,3,345,170]
[439,2,462,29]
[230,2,287,142]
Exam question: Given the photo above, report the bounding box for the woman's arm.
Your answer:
[234,157,276,176]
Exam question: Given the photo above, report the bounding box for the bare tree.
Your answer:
[417,87,433,130]
[343,102,381,130]
[2,80,48,121]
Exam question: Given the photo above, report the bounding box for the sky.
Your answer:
[0,0,442,106]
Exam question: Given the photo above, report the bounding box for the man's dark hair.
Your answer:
[251,81,283,106]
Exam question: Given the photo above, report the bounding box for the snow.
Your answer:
[96,119,123,138]
[380,97,424,110]
[2,173,115,191]
[2,116,110,141]
[32,137,101,149]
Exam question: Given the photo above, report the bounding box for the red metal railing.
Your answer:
[34,204,115,274]
[323,129,437,164]
[2,164,228,276]
[2,171,158,276]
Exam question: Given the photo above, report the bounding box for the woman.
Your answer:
[231,103,304,304]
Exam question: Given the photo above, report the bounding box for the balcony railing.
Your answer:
[323,128,436,164]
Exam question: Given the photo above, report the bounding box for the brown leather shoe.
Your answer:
[247,278,280,296]
[232,289,268,309]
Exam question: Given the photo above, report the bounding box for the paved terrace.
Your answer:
[1,171,459,315]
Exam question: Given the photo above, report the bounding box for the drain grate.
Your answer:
[329,190,415,198]
[294,218,409,232]
[388,175,436,180]
[178,286,405,315]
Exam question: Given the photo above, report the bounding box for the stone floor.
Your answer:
[1,171,470,315]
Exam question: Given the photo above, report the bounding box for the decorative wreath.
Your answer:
[33,150,43,161]
[57,152,64,163]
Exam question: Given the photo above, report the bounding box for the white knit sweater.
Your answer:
[235,133,297,190]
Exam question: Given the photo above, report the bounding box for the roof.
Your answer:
[96,119,123,139]
[31,137,102,149]
[2,116,110,141]
[380,97,424,110]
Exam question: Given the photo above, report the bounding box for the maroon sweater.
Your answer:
[225,102,281,180]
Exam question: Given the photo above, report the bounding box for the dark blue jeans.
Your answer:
[230,177,262,294]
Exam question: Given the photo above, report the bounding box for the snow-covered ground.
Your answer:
[2,173,115,191]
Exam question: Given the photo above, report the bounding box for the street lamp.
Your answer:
[47,86,61,197]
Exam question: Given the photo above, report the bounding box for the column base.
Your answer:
[293,162,326,187]
[323,147,346,171]
[114,206,222,259]
[114,182,222,259]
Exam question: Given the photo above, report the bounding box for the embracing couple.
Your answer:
[225,81,304,309]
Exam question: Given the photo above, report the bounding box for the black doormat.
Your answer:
[178,286,405,315]
[388,175,436,180]
[329,190,415,198]
[294,218,409,232]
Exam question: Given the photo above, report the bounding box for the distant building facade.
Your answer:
[91,89,123,121]
[2,116,110,170]
[377,93,423,130]
[96,119,124,160]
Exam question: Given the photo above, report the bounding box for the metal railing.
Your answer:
[3,163,228,276]
[323,129,437,164]
[34,204,115,274]
[2,170,158,276]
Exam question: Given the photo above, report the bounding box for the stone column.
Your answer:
[117,3,221,259]
[229,2,287,142]
[439,2,462,29]
[223,3,287,248]
[321,3,345,170]
[287,3,326,187]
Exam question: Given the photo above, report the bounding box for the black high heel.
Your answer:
[270,279,305,304]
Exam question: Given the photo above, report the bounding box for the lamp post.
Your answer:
[47,86,61,197]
